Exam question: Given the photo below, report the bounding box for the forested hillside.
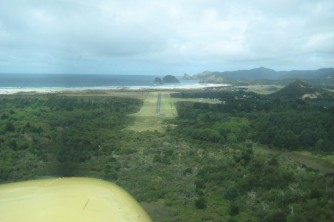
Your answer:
[171,96,334,152]
[0,95,142,181]
[0,92,333,221]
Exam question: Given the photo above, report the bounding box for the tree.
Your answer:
[266,211,287,222]
[195,197,206,209]
[229,202,240,216]
[224,187,239,201]
[5,122,15,132]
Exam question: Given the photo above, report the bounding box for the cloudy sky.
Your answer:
[0,0,333,75]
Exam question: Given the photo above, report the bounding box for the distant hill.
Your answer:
[269,80,334,100]
[193,67,282,81]
[192,68,334,87]
[279,68,334,80]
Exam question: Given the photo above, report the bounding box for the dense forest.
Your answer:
[0,95,141,181]
[171,94,334,152]
[0,92,334,221]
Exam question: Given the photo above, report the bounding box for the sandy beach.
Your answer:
[0,83,230,95]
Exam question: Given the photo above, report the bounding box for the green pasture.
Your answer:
[127,92,176,132]
[254,145,334,174]
[246,85,283,94]
[288,151,334,174]
[127,91,220,132]
[59,89,219,132]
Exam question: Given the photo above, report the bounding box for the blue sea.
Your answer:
[0,74,197,89]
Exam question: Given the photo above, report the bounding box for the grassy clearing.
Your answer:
[246,85,283,94]
[60,89,220,132]
[130,92,160,117]
[172,97,221,104]
[127,92,170,132]
[254,145,334,174]
[160,92,178,118]
[127,91,221,132]
[288,151,334,174]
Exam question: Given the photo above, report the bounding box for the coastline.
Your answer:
[0,83,230,95]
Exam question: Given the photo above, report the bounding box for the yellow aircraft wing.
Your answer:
[0,177,152,222]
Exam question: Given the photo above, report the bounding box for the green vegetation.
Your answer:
[0,95,141,180]
[0,87,334,221]
[162,75,180,83]
[192,67,334,89]
[269,80,334,101]
[127,92,176,132]
[171,87,334,152]
[154,75,180,84]
[127,91,218,132]
[246,85,283,94]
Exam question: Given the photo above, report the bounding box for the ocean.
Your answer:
[0,74,198,89]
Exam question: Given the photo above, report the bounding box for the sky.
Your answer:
[0,0,333,75]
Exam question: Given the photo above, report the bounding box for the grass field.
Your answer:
[127,92,177,132]
[126,91,221,132]
[288,151,334,174]
[254,145,334,174]
[60,89,219,132]
[246,85,283,94]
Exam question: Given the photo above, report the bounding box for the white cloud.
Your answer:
[0,0,333,74]
[303,33,334,53]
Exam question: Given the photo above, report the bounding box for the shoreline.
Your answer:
[0,83,230,95]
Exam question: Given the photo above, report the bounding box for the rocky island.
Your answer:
[153,75,179,84]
